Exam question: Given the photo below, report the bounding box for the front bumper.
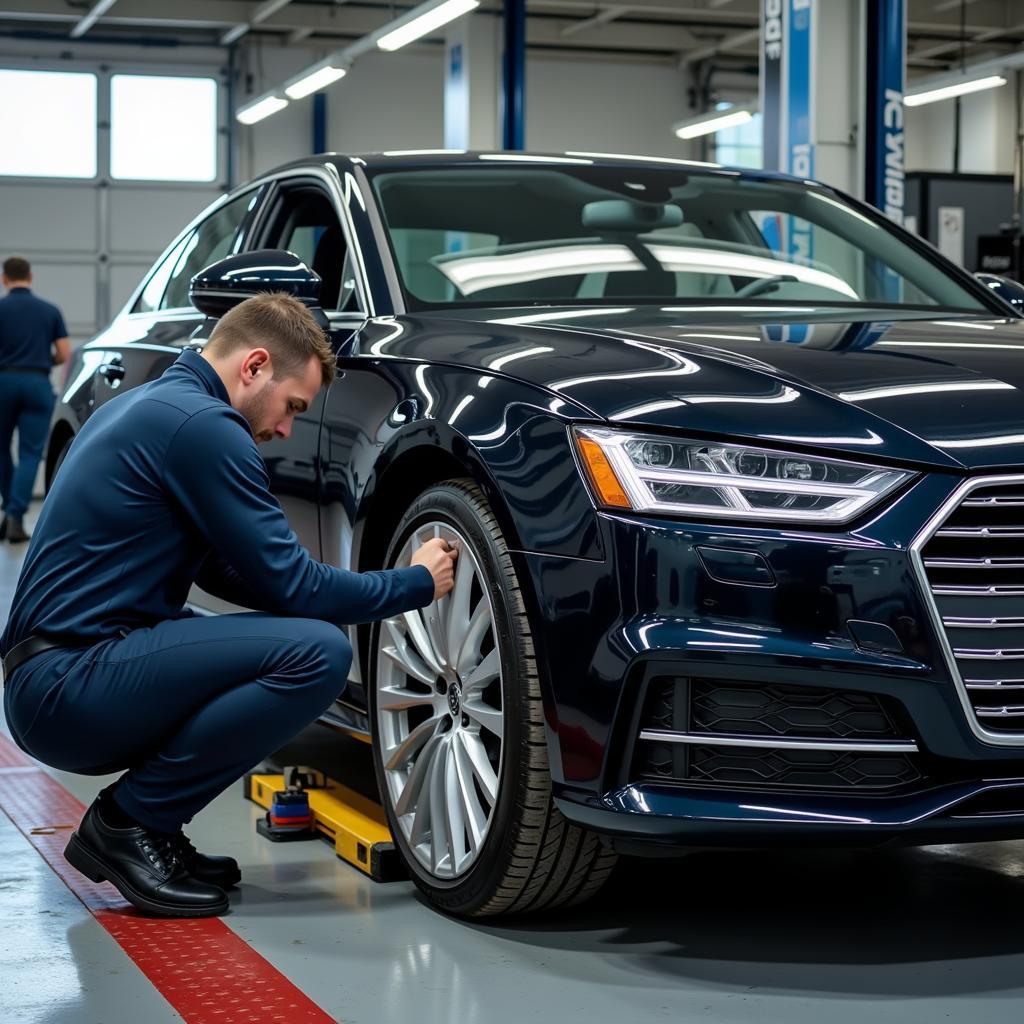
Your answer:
[513,471,1024,849]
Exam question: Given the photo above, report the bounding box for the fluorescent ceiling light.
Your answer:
[221,23,249,46]
[236,95,288,125]
[377,0,480,52]
[904,75,1006,107]
[674,107,755,140]
[284,65,347,99]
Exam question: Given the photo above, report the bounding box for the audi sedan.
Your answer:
[47,151,1024,916]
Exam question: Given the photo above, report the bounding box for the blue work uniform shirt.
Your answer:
[0,348,434,654]
[0,286,67,370]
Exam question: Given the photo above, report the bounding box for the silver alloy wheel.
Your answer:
[375,521,504,880]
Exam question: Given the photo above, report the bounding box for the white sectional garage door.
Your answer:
[0,59,227,343]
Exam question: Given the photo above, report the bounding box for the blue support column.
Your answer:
[863,0,906,225]
[501,0,525,150]
[313,91,327,154]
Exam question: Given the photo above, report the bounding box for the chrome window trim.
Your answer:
[638,729,919,753]
[910,472,1024,747]
[246,162,377,318]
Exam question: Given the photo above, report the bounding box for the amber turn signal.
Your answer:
[576,436,632,509]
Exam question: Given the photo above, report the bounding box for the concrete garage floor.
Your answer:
[3,503,1024,1023]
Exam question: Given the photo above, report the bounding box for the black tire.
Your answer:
[49,436,74,492]
[369,479,617,917]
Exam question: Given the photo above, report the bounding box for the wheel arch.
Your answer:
[45,420,75,493]
[352,433,527,681]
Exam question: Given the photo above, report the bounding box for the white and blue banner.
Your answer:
[760,0,783,171]
[785,0,815,264]
[760,0,815,262]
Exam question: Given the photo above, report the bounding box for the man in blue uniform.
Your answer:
[0,256,71,543]
[0,292,456,918]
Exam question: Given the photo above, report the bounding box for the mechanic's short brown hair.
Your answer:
[206,292,336,388]
[3,256,31,281]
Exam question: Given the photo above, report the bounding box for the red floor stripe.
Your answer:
[0,732,339,1024]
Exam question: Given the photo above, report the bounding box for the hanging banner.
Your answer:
[761,0,783,171]
[864,0,906,225]
[786,0,815,263]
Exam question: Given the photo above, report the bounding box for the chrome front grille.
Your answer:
[917,479,1024,740]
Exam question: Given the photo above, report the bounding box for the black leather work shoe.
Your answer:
[170,832,242,889]
[5,517,29,543]
[64,801,229,918]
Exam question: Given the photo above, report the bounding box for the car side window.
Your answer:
[160,190,260,311]
[262,186,362,313]
[132,232,195,314]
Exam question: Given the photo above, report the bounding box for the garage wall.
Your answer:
[238,41,699,181]
[905,75,1019,174]
[526,58,692,158]
[0,41,229,343]
[239,45,444,180]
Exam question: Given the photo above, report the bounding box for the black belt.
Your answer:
[0,366,49,376]
[2,635,74,682]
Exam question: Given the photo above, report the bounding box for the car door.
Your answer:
[242,173,378,712]
[88,188,264,415]
[241,176,369,564]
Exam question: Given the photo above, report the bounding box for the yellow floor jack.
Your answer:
[244,765,407,882]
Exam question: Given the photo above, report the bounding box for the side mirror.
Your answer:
[189,249,322,318]
[975,272,1024,317]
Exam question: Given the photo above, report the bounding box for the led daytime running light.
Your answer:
[575,428,912,525]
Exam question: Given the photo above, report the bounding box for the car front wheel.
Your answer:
[369,479,616,916]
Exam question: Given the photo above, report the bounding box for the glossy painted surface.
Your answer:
[189,248,323,318]
[46,153,1024,849]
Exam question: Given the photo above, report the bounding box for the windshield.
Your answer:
[370,165,988,314]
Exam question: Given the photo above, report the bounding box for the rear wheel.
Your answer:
[369,479,616,916]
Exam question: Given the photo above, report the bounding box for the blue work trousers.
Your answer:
[0,371,55,521]
[3,613,352,832]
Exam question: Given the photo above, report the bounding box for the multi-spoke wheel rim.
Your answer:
[375,521,504,880]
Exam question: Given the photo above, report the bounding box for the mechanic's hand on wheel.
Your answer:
[411,537,458,599]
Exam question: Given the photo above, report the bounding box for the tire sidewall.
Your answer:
[369,482,536,914]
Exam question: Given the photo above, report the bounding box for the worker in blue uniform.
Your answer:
[0,292,456,918]
[0,256,71,543]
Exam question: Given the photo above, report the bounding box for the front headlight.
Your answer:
[574,428,912,524]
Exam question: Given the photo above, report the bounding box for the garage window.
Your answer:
[111,75,218,182]
[0,69,97,178]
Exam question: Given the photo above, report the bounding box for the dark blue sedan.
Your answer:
[48,151,1024,916]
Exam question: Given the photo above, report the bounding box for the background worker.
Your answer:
[0,256,71,543]
[0,292,456,919]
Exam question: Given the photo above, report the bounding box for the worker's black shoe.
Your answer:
[3,517,29,543]
[170,832,242,889]
[63,802,229,918]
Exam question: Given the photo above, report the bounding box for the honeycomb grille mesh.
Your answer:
[632,677,920,792]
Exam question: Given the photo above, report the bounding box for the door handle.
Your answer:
[99,362,125,385]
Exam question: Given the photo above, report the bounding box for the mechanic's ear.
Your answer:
[243,348,271,380]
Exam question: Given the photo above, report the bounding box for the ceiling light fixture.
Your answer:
[377,0,481,52]
[236,95,288,125]
[284,64,348,100]
[904,74,1006,107]
[673,106,756,140]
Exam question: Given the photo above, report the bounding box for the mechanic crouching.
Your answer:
[0,293,457,918]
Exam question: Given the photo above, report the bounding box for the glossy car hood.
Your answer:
[362,307,1024,470]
